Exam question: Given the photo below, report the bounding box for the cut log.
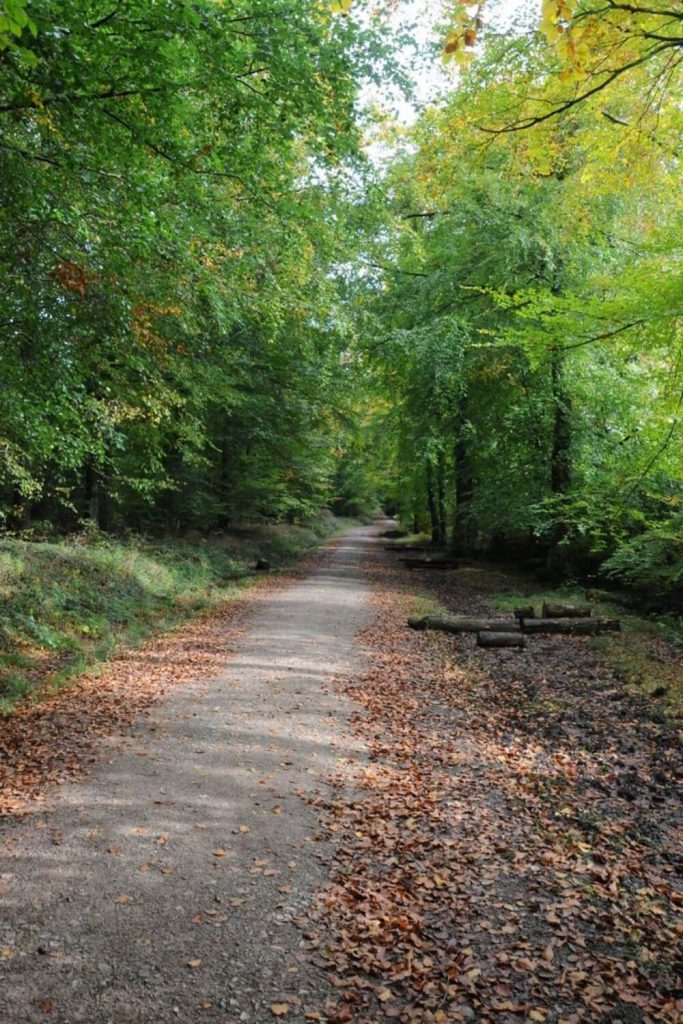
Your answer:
[514,606,535,620]
[401,557,459,570]
[384,543,436,552]
[408,616,520,634]
[477,631,526,649]
[542,601,592,618]
[522,617,621,636]
[585,588,632,607]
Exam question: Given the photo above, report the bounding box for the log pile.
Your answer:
[407,602,621,650]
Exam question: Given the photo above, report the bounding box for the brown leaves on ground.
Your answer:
[307,553,681,1024]
[0,564,307,818]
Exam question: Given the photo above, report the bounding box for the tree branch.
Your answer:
[477,44,674,134]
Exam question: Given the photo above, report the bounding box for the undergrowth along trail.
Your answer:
[0,514,354,714]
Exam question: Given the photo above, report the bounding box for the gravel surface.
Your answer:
[0,526,379,1024]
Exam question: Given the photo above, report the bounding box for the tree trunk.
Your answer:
[84,460,98,523]
[453,397,474,553]
[550,350,572,497]
[426,462,441,546]
[436,449,447,548]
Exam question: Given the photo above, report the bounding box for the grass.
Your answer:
[0,513,354,715]
[488,579,683,718]
[410,593,449,620]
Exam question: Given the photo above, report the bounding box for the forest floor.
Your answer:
[0,525,680,1024]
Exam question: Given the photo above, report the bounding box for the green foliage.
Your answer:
[349,18,682,584]
[0,0,681,606]
[0,514,349,712]
[603,513,683,597]
[0,0,391,530]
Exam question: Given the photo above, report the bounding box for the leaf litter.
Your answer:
[305,552,681,1024]
[0,564,310,818]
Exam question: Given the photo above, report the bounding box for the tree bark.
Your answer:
[408,616,521,633]
[453,397,474,554]
[550,349,572,497]
[436,449,447,548]
[522,618,620,635]
[426,462,441,546]
[477,631,526,649]
[542,601,591,618]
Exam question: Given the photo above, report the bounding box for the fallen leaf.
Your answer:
[270,1004,290,1017]
[187,958,202,969]
[114,894,130,905]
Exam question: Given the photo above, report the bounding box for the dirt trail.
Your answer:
[0,526,379,1024]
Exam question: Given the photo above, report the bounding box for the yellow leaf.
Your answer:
[187,958,202,969]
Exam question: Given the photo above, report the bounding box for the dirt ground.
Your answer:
[0,526,680,1024]
[0,528,375,1023]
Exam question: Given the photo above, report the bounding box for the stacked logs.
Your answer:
[408,601,620,650]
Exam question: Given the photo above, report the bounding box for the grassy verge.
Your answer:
[488,578,682,718]
[0,513,355,714]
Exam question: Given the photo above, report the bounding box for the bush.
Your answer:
[602,513,683,598]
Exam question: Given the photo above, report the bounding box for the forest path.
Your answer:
[0,525,381,1024]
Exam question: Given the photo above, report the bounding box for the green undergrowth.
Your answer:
[489,579,682,719]
[0,513,355,715]
[409,593,449,620]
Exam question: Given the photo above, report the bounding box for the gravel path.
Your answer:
[0,526,378,1024]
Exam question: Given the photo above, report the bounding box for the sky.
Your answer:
[367,0,537,124]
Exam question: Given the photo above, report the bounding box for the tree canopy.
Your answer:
[1,0,681,594]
